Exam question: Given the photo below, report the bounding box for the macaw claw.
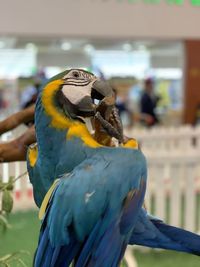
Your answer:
[93,95,125,144]
[94,110,124,144]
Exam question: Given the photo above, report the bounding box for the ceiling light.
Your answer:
[61,42,71,51]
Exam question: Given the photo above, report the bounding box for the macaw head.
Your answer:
[55,69,114,120]
[38,68,116,133]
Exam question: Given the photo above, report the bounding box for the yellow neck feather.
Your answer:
[42,79,72,129]
[41,79,101,148]
[123,139,139,149]
[67,122,102,148]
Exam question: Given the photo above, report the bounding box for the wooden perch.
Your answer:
[0,126,36,162]
[0,105,35,134]
[0,105,36,162]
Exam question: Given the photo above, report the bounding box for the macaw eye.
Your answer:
[72,71,80,78]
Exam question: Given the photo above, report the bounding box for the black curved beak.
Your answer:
[73,80,114,117]
[57,79,114,120]
[91,80,114,100]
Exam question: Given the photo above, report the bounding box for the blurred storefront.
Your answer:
[0,0,199,124]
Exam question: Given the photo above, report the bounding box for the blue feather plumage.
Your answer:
[33,149,147,267]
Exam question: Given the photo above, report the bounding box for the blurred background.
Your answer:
[0,0,200,266]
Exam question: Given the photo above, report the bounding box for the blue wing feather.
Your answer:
[47,149,146,245]
[120,180,146,235]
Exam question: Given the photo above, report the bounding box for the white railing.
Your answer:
[146,150,200,233]
[125,125,200,233]
[125,125,200,152]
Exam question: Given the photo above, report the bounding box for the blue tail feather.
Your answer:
[129,210,200,256]
[75,219,102,267]
[152,220,200,255]
[50,247,61,267]
[34,228,50,266]
[55,240,81,267]
[43,245,54,267]
[86,220,126,267]
[34,227,81,267]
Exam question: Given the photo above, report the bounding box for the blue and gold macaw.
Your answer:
[27,69,147,266]
[27,69,200,267]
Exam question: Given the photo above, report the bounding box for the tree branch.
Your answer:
[0,105,36,162]
[0,105,35,134]
[0,126,36,162]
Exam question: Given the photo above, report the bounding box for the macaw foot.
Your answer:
[93,96,125,145]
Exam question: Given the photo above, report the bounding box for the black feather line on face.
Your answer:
[62,80,91,87]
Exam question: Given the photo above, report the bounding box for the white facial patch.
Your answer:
[61,84,92,105]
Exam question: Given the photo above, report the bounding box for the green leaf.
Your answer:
[0,251,30,267]
[2,190,13,213]
[7,176,14,191]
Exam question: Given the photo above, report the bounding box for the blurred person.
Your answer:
[20,78,40,110]
[20,70,47,110]
[20,79,40,126]
[115,91,134,128]
[128,81,142,114]
[140,78,160,127]
[20,71,47,126]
